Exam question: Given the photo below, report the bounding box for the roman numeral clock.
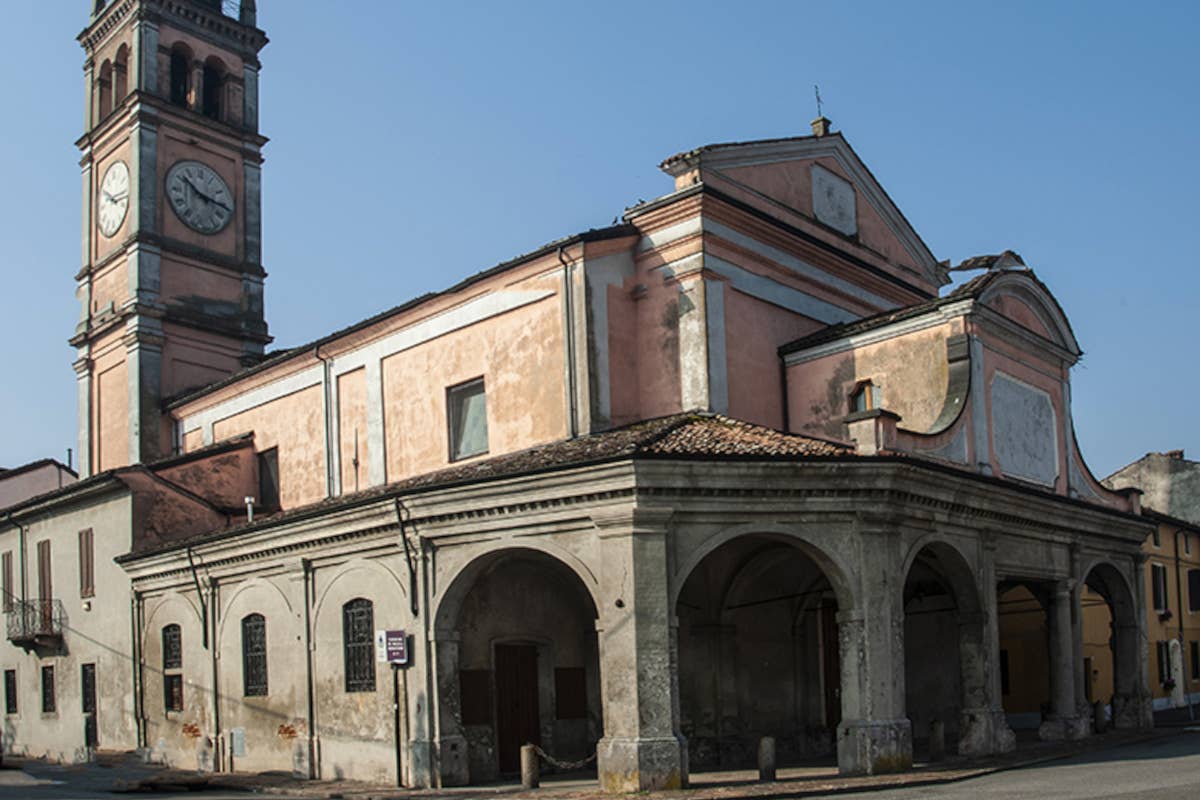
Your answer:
[166,161,235,234]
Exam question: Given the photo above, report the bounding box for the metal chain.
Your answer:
[530,744,597,771]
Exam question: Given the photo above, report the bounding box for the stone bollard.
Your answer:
[1093,700,1106,733]
[757,736,777,781]
[520,744,540,789]
[929,719,946,762]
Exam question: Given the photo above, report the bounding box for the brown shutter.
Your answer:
[78,529,94,598]
[37,540,51,603]
[2,552,11,612]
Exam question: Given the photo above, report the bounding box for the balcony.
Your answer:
[6,599,66,646]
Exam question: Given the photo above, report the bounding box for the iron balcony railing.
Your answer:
[6,599,66,644]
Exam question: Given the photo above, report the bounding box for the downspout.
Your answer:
[130,592,143,750]
[420,537,437,787]
[135,591,147,748]
[558,246,579,438]
[1174,528,1194,719]
[394,499,419,617]
[302,558,317,778]
[314,344,335,498]
[208,579,221,771]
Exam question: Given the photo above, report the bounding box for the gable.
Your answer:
[660,134,946,292]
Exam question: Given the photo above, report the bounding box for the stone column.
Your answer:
[1113,554,1154,729]
[1039,581,1086,740]
[422,630,468,787]
[837,526,911,775]
[958,541,1015,756]
[593,508,686,792]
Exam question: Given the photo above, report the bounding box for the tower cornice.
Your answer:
[81,1,267,58]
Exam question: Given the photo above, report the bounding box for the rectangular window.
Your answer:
[78,528,94,598]
[342,599,375,693]
[1153,528,1161,547]
[241,614,268,697]
[459,669,492,726]
[1189,569,1200,613]
[41,665,55,713]
[1192,641,1200,682]
[554,667,588,720]
[164,674,183,712]
[37,540,51,602]
[4,669,16,714]
[258,448,280,511]
[1187,534,1193,556]
[447,378,488,461]
[2,551,12,612]
[1152,563,1169,612]
[1157,641,1171,685]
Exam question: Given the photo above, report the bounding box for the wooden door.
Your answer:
[495,644,540,773]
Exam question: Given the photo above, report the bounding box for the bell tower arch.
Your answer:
[74,0,269,476]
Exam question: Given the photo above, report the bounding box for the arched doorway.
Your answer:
[996,583,1051,732]
[902,542,987,757]
[434,548,601,784]
[1082,562,1145,729]
[675,534,849,771]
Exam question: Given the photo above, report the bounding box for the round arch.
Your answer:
[1080,558,1145,729]
[671,522,856,612]
[216,575,294,643]
[312,557,406,623]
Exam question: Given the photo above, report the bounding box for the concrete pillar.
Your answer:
[592,508,686,793]
[957,543,1015,756]
[757,737,776,781]
[521,744,539,789]
[837,527,911,775]
[1039,581,1086,740]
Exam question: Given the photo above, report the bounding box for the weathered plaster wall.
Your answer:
[337,368,368,495]
[0,493,137,761]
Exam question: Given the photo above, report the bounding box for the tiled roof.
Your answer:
[123,414,849,558]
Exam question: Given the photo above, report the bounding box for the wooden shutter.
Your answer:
[1188,569,1200,613]
[37,540,51,603]
[2,552,11,612]
[79,529,94,598]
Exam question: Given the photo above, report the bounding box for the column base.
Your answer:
[597,736,686,793]
[1037,715,1090,741]
[958,707,1016,757]
[1112,691,1155,730]
[408,736,468,788]
[837,718,912,776]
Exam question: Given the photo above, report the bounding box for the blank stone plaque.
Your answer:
[812,164,857,236]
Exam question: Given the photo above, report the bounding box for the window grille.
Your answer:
[241,614,268,696]
[162,624,182,669]
[164,674,183,712]
[41,665,55,713]
[4,669,16,714]
[343,598,375,692]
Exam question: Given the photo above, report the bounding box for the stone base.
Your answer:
[1037,715,1090,741]
[1112,691,1154,730]
[837,718,912,776]
[408,736,468,788]
[597,735,686,793]
[958,707,1016,757]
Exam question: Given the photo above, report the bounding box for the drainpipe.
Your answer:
[558,246,579,438]
[130,591,145,749]
[302,558,317,778]
[208,579,221,771]
[1174,528,1194,719]
[314,344,335,498]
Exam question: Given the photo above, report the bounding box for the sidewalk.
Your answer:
[11,727,1187,799]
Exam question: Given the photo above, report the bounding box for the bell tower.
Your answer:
[74,0,269,476]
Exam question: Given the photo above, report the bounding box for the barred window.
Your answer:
[162,624,182,670]
[41,665,55,713]
[343,598,375,693]
[162,623,183,712]
[4,669,16,714]
[241,614,268,697]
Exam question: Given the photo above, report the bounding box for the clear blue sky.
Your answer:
[2,1,1196,479]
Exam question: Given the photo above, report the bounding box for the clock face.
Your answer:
[97,161,130,238]
[165,160,235,235]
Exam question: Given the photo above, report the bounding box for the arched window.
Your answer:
[113,44,129,103]
[162,623,183,711]
[169,49,190,108]
[202,60,223,120]
[241,613,267,696]
[342,598,375,692]
[96,60,113,119]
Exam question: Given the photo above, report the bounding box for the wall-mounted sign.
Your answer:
[375,629,408,665]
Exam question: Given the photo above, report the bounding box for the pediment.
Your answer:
[975,271,1080,356]
[660,134,946,289]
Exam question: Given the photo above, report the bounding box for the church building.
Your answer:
[0,0,1154,791]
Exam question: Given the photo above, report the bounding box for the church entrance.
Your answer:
[495,643,541,773]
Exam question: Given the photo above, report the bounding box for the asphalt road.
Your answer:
[860,729,1200,800]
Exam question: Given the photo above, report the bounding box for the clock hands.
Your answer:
[183,176,232,213]
[102,191,128,204]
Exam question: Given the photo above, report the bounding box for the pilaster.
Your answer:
[365,359,386,486]
[74,356,93,479]
[128,109,158,234]
[677,271,728,414]
[958,534,1015,756]
[592,507,686,792]
[132,16,159,95]
[125,317,165,465]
